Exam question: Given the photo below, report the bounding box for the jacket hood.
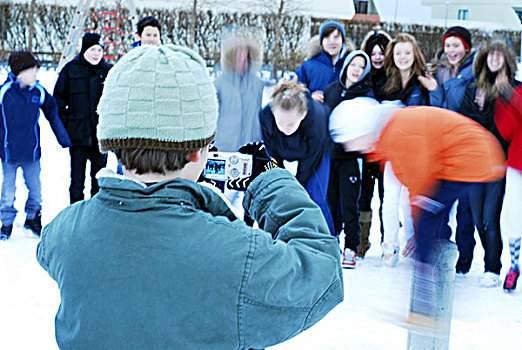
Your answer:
[220,26,263,73]
[339,50,372,88]
[473,38,517,79]
[305,34,354,59]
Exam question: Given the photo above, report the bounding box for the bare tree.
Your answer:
[244,0,309,78]
[187,0,230,49]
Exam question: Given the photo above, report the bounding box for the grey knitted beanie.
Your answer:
[97,44,218,152]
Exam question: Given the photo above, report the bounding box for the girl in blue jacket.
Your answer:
[259,76,335,235]
[418,26,477,275]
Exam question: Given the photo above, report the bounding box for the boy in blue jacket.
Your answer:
[296,20,351,103]
[0,51,71,240]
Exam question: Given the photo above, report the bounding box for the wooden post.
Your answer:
[407,240,458,350]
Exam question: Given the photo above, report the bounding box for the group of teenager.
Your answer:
[0,15,520,347]
[213,20,520,293]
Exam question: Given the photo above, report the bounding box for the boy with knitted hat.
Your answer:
[296,20,351,103]
[37,45,343,349]
[0,51,71,240]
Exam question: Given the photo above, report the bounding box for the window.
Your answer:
[354,0,369,14]
[458,9,469,20]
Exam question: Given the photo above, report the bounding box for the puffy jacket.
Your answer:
[430,54,475,111]
[495,86,522,171]
[53,55,112,146]
[37,169,343,349]
[373,106,505,198]
[0,73,71,162]
[259,96,332,186]
[295,47,348,93]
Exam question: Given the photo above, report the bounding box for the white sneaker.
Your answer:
[381,243,399,267]
[480,272,501,288]
[342,248,356,269]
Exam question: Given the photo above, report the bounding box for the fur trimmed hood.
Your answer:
[220,26,264,73]
[473,38,517,79]
[305,35,354,59]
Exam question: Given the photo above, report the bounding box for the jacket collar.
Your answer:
[5,72,39,91]
[95,169,240,220]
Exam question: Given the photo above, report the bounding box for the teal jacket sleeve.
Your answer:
[240,169,343,348]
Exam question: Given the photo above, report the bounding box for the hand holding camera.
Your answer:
[201,141,277,191]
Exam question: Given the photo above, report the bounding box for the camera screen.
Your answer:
[205,159,226,175]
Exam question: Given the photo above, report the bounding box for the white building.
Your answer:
[6,0,522,30]
[422,0,522,30]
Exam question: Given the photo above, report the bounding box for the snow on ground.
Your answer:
[0,67,521,349]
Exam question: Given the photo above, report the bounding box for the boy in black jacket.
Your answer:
[53,33,112,203]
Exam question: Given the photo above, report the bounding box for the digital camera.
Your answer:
[204,152,253,181]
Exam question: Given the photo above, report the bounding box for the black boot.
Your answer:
[456,255,472,275]
[24,211,42,236]
[0,224,13,240]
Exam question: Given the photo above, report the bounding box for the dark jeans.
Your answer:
[328,156,361,251]
[358,161,384,241]
[464,179,505,274]
[69,146,107,204]
[414,180,474,265]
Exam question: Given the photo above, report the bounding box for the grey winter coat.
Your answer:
[36,169,343,349]
[214,71,268,152]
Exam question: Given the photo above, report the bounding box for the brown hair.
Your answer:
[114,148,200,175]
[270,74,308,114]
[473,39,517,99]
[384,33,428,94]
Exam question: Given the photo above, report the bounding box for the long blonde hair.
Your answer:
[384,33,428,94]
[270,74,308,114]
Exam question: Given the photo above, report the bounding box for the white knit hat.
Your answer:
[329,97,402,143]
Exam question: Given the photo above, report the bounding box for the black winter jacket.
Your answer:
[53,55,112,146]
[375,74,430,106]
[460,85,517,156]
[324,74,375,160]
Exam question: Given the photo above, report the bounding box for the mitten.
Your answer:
[226,141,278,191]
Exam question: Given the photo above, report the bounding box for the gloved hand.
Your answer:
[227,141,278,191]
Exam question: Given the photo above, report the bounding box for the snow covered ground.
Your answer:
[0,67,521,349]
